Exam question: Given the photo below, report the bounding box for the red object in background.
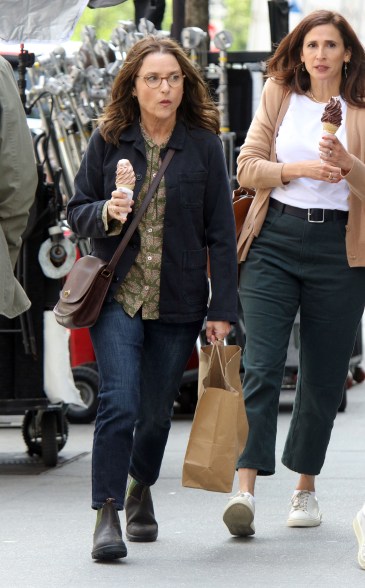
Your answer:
[69,327,198,370]
[69,325,198,372]
[186,346,199,371]
[69,328,96,367]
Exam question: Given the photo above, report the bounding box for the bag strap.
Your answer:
[107,147,175,271]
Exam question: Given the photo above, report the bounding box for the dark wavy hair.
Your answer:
[99,35,220,144]
[266,10,365,107]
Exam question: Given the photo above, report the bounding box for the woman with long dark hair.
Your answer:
[223,10,365,539]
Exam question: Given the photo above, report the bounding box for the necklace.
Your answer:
[308,90,326,104]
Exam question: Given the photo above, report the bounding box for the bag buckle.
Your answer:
[307,209,325,223]
[101,268,112,278]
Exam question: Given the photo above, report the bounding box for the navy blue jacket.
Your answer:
[67,120,237,324]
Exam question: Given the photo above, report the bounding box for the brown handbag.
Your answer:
[232,186,255,241]
[53,148,175,329]
[206,185,255,279]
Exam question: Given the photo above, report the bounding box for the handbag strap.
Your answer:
[107,147,175,271]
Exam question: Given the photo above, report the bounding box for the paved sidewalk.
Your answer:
[0,377,364,587]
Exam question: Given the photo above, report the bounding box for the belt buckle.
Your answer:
[307,209,325,223]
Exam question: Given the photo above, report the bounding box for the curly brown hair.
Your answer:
[266,10,365,107]
[99,35,220,144]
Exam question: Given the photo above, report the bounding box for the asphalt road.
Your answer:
[1,375,365,587]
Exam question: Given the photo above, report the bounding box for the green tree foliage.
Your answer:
[72,4,134,42]
[71,1,173,42]
[71,0,250,50]
[224,0,251,51]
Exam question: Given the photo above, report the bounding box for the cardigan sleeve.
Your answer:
[236,78,289,189]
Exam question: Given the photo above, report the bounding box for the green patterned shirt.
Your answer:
[114,128,170,319]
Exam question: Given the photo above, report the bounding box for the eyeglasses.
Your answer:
[135,73,185,89]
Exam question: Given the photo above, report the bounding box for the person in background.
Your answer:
[222,10,365,538]
[134,0,166,30]
[353,505,365,570]
[0,55,37,319]
[67,35,237,561]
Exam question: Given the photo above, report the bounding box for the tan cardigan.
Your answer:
[237,78,365,267]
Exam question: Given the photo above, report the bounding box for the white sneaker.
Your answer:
[223,492,255,536]
[353,508,365,570]
[287,490,322,527]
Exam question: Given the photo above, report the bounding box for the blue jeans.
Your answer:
[89,298,202,509]
[238,205,365,476]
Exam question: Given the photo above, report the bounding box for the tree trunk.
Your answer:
[185,0,209,31]
[184,0,209,62]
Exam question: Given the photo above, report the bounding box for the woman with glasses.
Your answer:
[67,35,237,561]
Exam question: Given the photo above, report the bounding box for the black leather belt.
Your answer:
[269,198,348,223]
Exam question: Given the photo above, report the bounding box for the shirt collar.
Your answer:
[121,118,187,152]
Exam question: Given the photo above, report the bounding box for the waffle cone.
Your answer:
[116,183,134,191]
[322,122,339,135]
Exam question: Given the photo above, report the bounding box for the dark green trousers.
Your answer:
[238,203,365,476]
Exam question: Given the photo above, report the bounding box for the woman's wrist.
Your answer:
[106,200,113,222]
[281,162,299,183]
[340,156,354,178]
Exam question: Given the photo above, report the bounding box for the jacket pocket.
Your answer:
[179,172,207,208]
[182,248,208,305]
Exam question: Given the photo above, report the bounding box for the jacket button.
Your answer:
[136,173,142,180]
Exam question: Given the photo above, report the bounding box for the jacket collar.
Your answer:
[121,118,187,152]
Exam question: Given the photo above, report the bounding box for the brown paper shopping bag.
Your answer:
[182,343,248,493]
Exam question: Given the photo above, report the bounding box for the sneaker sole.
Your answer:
[353,516,365,569]
[92,544,128,560]
[287,516,321,528]
[223,503,255,536]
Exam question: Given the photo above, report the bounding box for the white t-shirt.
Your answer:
[271,93,349,210]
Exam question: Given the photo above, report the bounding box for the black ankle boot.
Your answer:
[92,498,127,560]
[125,480,158,542]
